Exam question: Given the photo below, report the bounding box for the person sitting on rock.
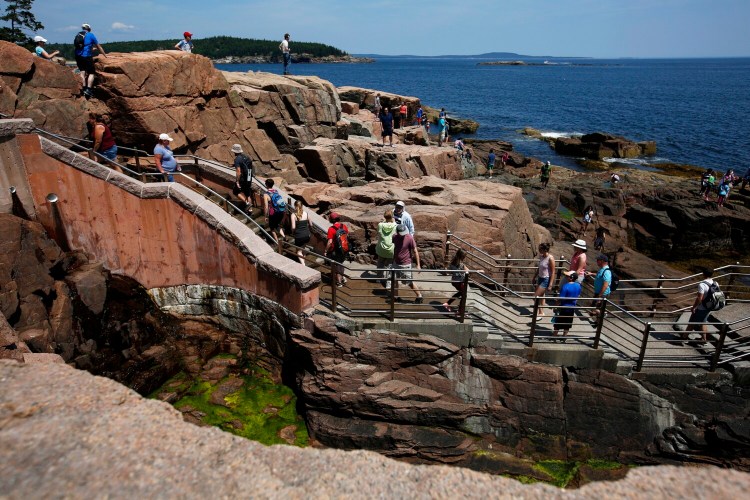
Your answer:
[454,138,465,153]
[33,36,59,61]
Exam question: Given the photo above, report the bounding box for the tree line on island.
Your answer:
[46,36,348,62]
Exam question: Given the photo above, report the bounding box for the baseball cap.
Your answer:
[397,224,408,235]
[329,212,340,221]
[33,36,47,43]
[395,200,405,207]
[158,133,173,141]
[596,254,609,262]
[82,23,91,30]
[184,31,193,38]
[231,144,243,154]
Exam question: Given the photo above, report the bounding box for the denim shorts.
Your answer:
[537,277,550,289]
[100,145,118,161]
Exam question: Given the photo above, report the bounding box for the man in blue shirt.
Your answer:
[393,201,414,235]
[487,149,496,178]
[588,254,612,318]
[75,24,107,98]
[553,271,582,339]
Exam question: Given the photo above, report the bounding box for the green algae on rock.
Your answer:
[152,357,308,447]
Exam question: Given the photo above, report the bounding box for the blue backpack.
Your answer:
[268,189,286,215]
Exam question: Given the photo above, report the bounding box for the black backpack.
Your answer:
[702,281,726,311]
[608,268,620,292]
[74,31,86,52]
[236,154,252,181]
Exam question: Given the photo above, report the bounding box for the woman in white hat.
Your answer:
[154,133,180,182]
[33,36,59,60]
[565,239,588,284]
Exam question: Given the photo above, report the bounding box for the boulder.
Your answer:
[551,132,657,160]
[0,41,85,141]
[286,176,543,262]
[64,263,108,316]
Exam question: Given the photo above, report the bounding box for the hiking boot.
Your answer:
[414,296,424,304]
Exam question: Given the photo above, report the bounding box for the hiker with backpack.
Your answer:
[587,254,612,318]
[681,268,725,344]
[325,212,350,287]
[231,144,254,211]
[376,210,397,288]
[263,178,286,242]
[74,24,107,98]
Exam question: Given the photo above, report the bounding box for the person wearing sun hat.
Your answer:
[154,133,180,182]
[175,31,194,52]
[565,239,588,284]
[33,36,59,60]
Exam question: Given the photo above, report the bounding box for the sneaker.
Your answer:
[336,281,345,287]
[415,296,424,304]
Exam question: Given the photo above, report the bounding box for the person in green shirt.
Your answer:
[540,161,552,188]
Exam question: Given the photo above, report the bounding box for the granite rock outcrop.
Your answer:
[3,360,750,497]
[286,176,548,265]
[290,315,750,472]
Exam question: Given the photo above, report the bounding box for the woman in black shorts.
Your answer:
[291,200,310,265]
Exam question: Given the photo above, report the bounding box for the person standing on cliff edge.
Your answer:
[75,23,107,99]
[175,32,194,52]
[279,33,291,75]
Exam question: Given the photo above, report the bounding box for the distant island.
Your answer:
[477,61,604,66]
[47,35,367,64]
[354,51,592,59]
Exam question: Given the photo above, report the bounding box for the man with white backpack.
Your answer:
[682,268,726,344]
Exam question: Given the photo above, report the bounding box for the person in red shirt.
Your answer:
[399,103,407,128]
[325,212,349,287]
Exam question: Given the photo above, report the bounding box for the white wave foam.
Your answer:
[603,157,650,165]
[539,131,583,139]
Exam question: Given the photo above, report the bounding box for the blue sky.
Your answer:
[30,0,750,58]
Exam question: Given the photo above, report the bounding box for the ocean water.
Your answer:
[217,58,750,173]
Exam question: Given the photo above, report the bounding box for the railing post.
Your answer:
[502,254,511,296]
[710,323,729,372]
[444,230,452,268]
[593,299,607,349]
[635,322,652,372]
[277,236,283,255]
[725,263,739,299]
[555,255,564,293]
[330,265,338,313]
[458,272,470,323]
[389,269,397,322]
[194,157,202,182]
[528,296,540,347]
